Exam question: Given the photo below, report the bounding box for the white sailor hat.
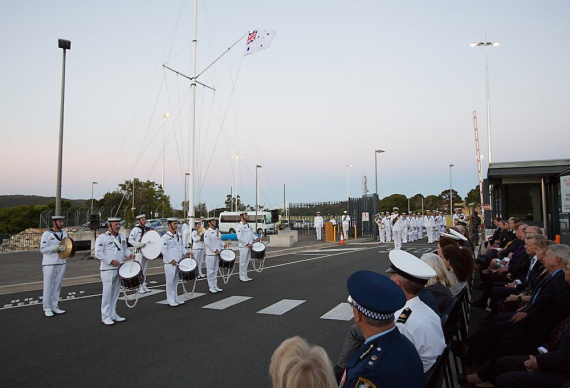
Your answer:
[51,216,64,221]
[136,214,146,220]
[107,217,121,222]
[316,211,321,214]
[457,217,469,225]
[343,210,348,213]
[386,250,436,285]
[194,219,202,225]
[167,217,178,222]
[239,211,248,216]
[402,212,407,215]
[204,217,216,222]
[440,232,461,241]
[380,212,385,214]
[393,207,399,211]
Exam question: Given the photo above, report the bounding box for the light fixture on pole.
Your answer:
[449,164,454,218]
[375,149,385,196]
[470,39,499,164]
[184,173,190,217]
[255,165,262,232]
[344,164,352,202]
[91,181,98,215]
[232,155,242,211]
[55,39,71,217]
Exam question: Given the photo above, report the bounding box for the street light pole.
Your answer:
[344,164,352,202]
[375,149,385,196]
[55,39,71,216]
[449,164,454,219]
[233,155,242,211]
[255,165,262,232]
[184,173,190,217]
[470,38,499,164]
[91,181,98,215]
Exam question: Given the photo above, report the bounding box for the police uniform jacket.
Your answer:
[40,229,68,265]
[96,232,131,270]
[204,228,223,255]
[236,221,253,248]
[342,326,423,388]
[395,296,446,372]
[161,231,185,264]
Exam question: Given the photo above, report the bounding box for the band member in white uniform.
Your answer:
[384,212,392,243]
[423,210,436,243]
[377,212,386,243]
[181,218,191,249]
[161,218,192,307]
[191,220,205,279]
[314,211,324,241]
[204,218,224,294]
[40,215,68,317]
[236,212,260,282]
[433,211,442,241]
[342,211,351,240]
[402,213,409,244]
[95,217,133,326]
[391,207,404,250]
[128,214,151,293]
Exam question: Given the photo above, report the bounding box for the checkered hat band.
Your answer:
[354,300,394,321]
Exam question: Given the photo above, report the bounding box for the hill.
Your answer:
[0,195,86,209]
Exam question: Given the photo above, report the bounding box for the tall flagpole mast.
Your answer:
[188,0,197,225]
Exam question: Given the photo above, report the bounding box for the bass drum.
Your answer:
[118,261,143,290]
[140,230,163,260]
[178,258,198,282]
[251,242,266,260]
[219,249,236,268]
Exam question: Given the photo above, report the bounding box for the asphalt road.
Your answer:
[0,240,438,387]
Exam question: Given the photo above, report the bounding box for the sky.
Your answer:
[1,1,569,213]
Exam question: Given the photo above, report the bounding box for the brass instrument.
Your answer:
[374,213,385,229]
[198,227,206,242]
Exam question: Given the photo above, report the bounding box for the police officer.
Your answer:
[204,217,224,293]
[236,212,259,282]
[339,270,423,388]
[161,218,192,307]
[191,220,205,279]
[95,217,133,326]
[40,215,68,317]
[128,214,151,293]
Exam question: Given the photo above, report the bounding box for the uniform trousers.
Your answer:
[495,355,570,388]
[100,269,121,322]
[315,227,322,240]
[134,255,149,286]
[239,247,251,280]
[379,228,386,243]
[392,230,402,250]
[192,248,204,276]
[182,233,190,248]
[385,228,392,242]
[206,254,219,290]
[42,263,66,312]
[342,224,349,239]
[402,228,408,243]
[426,227,435,243]
[164,263,180,304]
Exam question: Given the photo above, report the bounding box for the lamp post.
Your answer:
[449,164,454,218]
[55,39,71,216]
[344,164,352,202]
[470,39,499,164]
[233,155,242,211]
[255,165,262,232]
[184,172,190,217]
[375,149,385,196]
[91,181,98,215]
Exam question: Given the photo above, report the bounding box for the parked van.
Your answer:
[218,211,276,235]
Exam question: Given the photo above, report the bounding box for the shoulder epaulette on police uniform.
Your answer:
[397,307,412,324]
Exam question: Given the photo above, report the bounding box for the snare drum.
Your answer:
[118,261,143,290]
[251,242,266,260]
[178,258,198,282]
[219,249,236,268]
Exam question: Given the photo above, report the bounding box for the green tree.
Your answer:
[439,189,462,206]
[424,195,444,212]
[224,194,249,212]
[0,205,49,234]
[408,194,425,213]
[379,194,408,212]
[465,186,482,205]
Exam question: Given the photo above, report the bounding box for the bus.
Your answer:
[218,211,276,235]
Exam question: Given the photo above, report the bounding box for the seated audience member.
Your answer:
[440,245,474,297]
[270,336,337,388]
[420,252,454,313]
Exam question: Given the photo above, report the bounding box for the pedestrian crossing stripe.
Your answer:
[257,299,305,315]
[202,296,252,310]
[320,302,354,321]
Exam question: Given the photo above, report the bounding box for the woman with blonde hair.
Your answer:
[420,252,454,312]
[270,336,337,388]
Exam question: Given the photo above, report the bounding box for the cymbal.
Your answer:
[58,237,76,259]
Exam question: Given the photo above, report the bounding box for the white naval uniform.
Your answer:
[433,215,442,240]
[384,216,392,242]
[314,215,324,240]
[128,225,151,292]
[95,232,131,323]
[381,216,390,243]
[342,214,351,239]
[191,229,205,277]
[416,216,424,240]
[161,231,185,305]
[181,222,191,249]
[409,216,417,242]
[423,215,435,243]
[402,216,410,243]
[395,296,446,372]
[390,213,404,250]
[40,229,68,314]
[236,221,254,281]
[204,227,224,291]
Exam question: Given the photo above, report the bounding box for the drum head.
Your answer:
[119,261,141,278]
[140,230,163,260]
[220,249,236,262]
[252,242,265,252]
[179,258,197,272]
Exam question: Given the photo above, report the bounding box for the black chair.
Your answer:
[424,344,451,388]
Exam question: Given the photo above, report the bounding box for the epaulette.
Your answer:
[397,307,412,324]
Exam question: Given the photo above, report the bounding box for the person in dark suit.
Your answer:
[340,270,423,388]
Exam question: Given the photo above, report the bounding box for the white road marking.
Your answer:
[257,299,305,315]
[202,296,252,310]
[156,292,205,304]
[320,302,354,321]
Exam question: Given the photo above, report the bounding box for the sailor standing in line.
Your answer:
[390,207,404,250]
[342,211,351,240]
[402,212,409,244]
[128,214,151,293]
[204,217,224,293]
[314,211,324,241]
[236,212,260,282]
[95,217,133,326]
[384,212,392,243]
[424,210,435,243]
[181,218,191,249]
[191,220,205,279]
[377,212,386,243]
[40,215,68,317]
[161,218,192,307]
